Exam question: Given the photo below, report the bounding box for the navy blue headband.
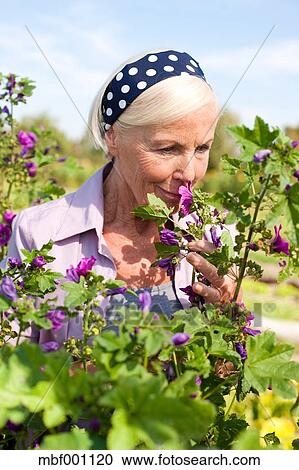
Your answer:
[101,49,207,131]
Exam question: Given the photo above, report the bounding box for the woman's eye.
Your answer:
[196,145,209,153]
[159,145,210,153]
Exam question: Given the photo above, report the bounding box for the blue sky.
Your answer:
[1,0,299,139]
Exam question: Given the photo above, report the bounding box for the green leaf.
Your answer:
[94,330,131,352]
[292,439,299,450]
[265,184,299,245]
[154,242,180,258]
[104,375,215,449]
[185,345,211,378]
[61,278,87,307]
[141,329,167,356]
[41,428,92,450]
[132,194,173,223]
[215,412,248,449]
[43,404,66,428]
[0,294,11,312]
[221,154,241,175]
[253,116,279,147]
[233,428,262,450]
[220,230,235,258]
[243,331,299,398]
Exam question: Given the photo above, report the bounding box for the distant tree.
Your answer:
[284,124,299,141]
[201,109,242,193]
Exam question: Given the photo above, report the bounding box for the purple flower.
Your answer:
[291,140,299,148]
[0,223,12,246]
[66,256,96,282]
[24,161,37,177]
[163,362,176,381]
[180,285,197,303]
[76,256,96,276]
[248,243,258,251]
[246,313,255,325]
[31,256,47,268]
[41,341,59,353]
[57,156,67,162]
[210,226,222,248]
[172,332,190,346]
[139,291,151,314]
[89,417,101,433]
[160,228,179,246]
[18,130,37,156]
[195,375,202,386]
[66,266,80,283]
[46,310,65,331]
[190,392,198,399]
[178,181,193,216]
[8,257,22,268]
[21,130,37,146]
[106,286,127,296]
[293,170,299,181]
[2,105,9,115]
[279,259,287,268]
[158,257,175,277]
[242,326,261,336]
[253,149,271,163]
[3,210,16,225]
[285,184,292,192]
[271,224,290,256]
[183,233,195,242]
[43,147,51,154]
[0,276,18,301]
[6,74,16,96]
[236,342,247,360]
[6,420,22,432]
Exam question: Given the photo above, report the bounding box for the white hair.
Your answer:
[88,48,219,158]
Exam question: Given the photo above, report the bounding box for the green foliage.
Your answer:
[1,75,299,451]
[243,331,299,398]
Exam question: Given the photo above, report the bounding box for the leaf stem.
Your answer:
[172,351,181,377]
[224,389,236,418]
[233,174,271,302]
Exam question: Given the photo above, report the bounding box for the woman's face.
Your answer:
[106,103,218,210]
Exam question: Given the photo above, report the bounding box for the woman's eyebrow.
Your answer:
[151,138,214,145]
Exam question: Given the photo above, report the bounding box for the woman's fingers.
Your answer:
[187,240,215,254]
[186,251,224,289]
[192,281,220,303]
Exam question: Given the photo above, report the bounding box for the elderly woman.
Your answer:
[3,48,241,346]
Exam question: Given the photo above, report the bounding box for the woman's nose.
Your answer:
[172,155,196,182]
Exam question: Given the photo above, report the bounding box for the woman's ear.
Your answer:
[105,126,119,157]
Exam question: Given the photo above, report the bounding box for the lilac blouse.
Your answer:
[0,160,237,347]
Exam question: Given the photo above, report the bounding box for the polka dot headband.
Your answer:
[101,49,207,131]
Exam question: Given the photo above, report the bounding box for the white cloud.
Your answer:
[201,39,299,76]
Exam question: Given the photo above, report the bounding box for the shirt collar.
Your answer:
[52,159,113,243]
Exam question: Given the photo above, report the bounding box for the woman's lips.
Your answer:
[157,186,181,202]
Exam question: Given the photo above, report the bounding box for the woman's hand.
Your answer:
[186,239,243,304]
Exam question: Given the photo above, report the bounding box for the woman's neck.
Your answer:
[103,164,158,240]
